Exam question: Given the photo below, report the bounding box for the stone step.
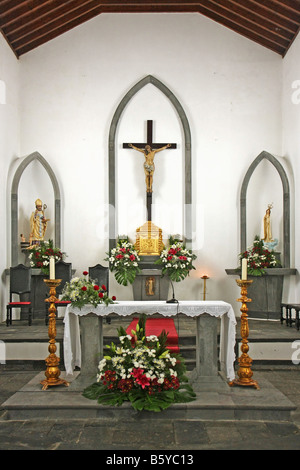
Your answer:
[1,371,296,423]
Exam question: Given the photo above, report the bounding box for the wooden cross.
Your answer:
[123,120,176,221]
[123,120,176,150]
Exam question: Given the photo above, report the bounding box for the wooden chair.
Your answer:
[6,264,32,326]
[281,302,300,330]
[45,260,72,324]
[89,264,109,292]
[89,264,110,323]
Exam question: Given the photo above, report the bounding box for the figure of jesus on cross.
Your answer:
[124,120,176,221]
[128,142,171,193]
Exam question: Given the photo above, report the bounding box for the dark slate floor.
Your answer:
[0,316,299,451]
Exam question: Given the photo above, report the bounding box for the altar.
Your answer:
[63,300,237,389]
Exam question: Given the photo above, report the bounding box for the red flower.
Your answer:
[83,271,88,276]
[167,256,173,261]
[116,254,124,259]
[81,286,87,291]
[99,292,104,298]
[93,285,99,291]
[131,368,144,378]
[101,284,107,291]
[112,295,116,301]
[135,374,150,389]
[129,254,135,261]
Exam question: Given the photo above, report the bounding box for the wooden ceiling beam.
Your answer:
[3,0,98,36]
[0,0,297,57]
[195,1,290,48]
[252,0,300,21]
[0,1,51,21]
[206,0,294,41]
[229,0,298,34]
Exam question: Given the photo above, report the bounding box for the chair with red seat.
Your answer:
[6,264,32,326]
[45,260,72,324]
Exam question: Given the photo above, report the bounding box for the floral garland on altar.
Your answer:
[61,271,116,308]
[27,239,66,275]
[155,236,197,282]
[83,315,196,412]
[105,237,141,286]
[239,235,281,277]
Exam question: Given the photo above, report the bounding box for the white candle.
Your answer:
[49,257,55,279]
[242,258,247,280]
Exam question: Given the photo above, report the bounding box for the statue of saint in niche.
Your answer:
[29,198,50,244]
[262,203,278,250]
[263,204,273,243]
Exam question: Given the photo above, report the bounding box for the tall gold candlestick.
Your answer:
[41,279,69,391]
[229,279,259,390]
[201,275,209,300]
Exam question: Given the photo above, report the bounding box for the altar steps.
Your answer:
[0,317,299,371]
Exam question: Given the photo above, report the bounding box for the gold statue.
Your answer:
[145,277,155,296]
[263,204,273,243]
[30,199,50,244]
[128,143,171,193]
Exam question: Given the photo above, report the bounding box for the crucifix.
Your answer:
[123,120,176,221]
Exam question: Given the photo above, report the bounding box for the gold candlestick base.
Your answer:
[41,279,69,391]
[228,279,259,390]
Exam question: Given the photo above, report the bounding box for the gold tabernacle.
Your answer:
[135,221,164,256]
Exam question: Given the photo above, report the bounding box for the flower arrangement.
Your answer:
[105,237,141,286]
[83,315,196,412]
[239,235,281,277]
[155,236,197,282]
[27,239,65,275]
[61,271,116,308]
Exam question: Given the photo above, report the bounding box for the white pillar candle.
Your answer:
[49,257,55,279]
[241,258,247,280]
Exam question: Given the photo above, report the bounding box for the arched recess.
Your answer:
[11,151,61,266]
[108,75,192,251]
[240,151,290,268]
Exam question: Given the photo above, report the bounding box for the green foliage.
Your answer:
[82,314,196,412]
[155,236,197,283]
[105,238,141,286]
[27,239,65,275]
[239,235,281,277]
[61,271,116,308]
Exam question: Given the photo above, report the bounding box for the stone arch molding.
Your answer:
[240,150,290,268]
[11,151,61,266]
[108,75,192,251]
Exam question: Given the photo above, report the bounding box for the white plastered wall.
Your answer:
[1,13,295,320]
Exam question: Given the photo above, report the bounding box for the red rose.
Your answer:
[83,271,88,276]
[99,292,104,298]
[81,286,87,291]
[94,285,99,291]
[101,285,107,291]
[112,296,116,301]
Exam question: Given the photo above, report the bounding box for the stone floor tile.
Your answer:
[173,421,209,445]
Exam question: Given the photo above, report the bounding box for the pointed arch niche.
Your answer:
[240,151,290,268]
[11,151,61,266]
[108,75,192,251]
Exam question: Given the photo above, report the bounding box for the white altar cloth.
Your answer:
[63,300,237,381]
